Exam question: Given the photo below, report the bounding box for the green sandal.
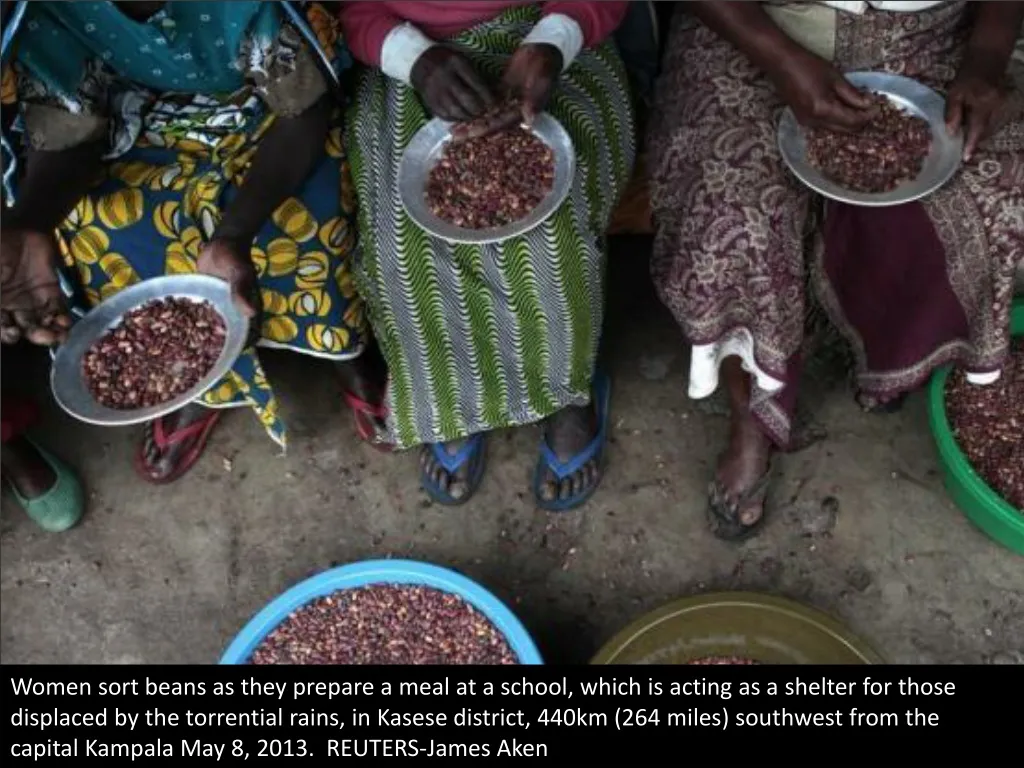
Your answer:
[8,440,84,533]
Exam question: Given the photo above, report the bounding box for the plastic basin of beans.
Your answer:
[928,300,1024,555]
[249,585,517,665]
[219,560,543,665]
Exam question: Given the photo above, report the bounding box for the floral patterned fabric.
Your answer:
[649,1,1023,447]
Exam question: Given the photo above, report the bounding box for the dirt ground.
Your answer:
[2,242,1022,664]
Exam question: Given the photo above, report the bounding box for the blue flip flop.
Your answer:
[420,433,488,506]
[533,372,612,513]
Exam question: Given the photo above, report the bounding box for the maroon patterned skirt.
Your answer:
[648,2,1023,447]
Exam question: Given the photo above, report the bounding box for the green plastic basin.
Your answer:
[591,592,882,664]
[927,300,1024,556]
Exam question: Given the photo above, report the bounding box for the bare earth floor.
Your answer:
[2,244,1022,664]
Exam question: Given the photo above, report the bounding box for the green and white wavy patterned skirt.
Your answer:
[347,7,635,451]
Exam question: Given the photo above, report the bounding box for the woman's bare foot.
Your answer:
[709,357,775,537]
[420,438,473,502]
[1,436,57,499]
[856,390,906,413]
[537,403,600,504]
[139,402,219,482]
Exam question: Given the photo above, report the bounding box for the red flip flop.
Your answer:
[343,390,392,452]
[134,410,223,485]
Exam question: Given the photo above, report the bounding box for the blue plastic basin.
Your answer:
[220,559,543,664]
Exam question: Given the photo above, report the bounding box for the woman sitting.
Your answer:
[648,1,1023,539]
[339,1,635,510]
[0,1,388,484]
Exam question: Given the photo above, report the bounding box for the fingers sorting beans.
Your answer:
[807,91,932,194]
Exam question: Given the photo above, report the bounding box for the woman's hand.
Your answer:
[0,229,72,346]
[768,49,876,133]
[502,43,563,123]
[449,43,564,143]
[197,239,260,342]
[411,47,496,122]
[946,56,1007,162]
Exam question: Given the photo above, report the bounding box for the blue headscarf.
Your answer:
[1,1,342,201]
[15,1,278,97]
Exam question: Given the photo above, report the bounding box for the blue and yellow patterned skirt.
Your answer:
[55,108,365,449]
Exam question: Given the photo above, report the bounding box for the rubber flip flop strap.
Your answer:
[343,390,388,419]
[153,410,220,450]
[429,433,484,475]
[538,373,611,481]
[709,467,773,524]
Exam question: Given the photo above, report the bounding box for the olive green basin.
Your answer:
[591,592,883,664]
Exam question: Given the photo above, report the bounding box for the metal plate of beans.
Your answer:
[398,112,575,245]
[50,275,248,426]
[778,71,963,207]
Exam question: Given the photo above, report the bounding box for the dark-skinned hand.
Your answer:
[197,237,261,346]
[503,42,562,122]
[946,55,1008,162]
[450,43,564,143]
[768,48,877,133]
[0,228,72,346]
[410,47,495,122]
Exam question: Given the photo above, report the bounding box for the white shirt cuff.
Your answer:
[522,13,584,71]
[380,23,438,86]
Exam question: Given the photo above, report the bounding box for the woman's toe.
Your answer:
[448,478,467,500]
[739,502,764,527]
[539,478,557,502]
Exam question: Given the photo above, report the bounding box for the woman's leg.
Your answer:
[648,13,813,538]
[715,358,775,528]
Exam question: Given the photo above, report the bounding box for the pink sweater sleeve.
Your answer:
[338,2,403,68]
[541,1,630,47]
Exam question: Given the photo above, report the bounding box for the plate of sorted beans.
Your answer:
[591,592,883,665]
[50,274,248,426]
[398,105,575,245]
[778,71,963,206]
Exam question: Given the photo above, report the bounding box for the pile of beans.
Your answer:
[806,91,932,194]
[83,297,225,410]
[249,584,518,665]
[945,340,1023,511]
[688,656,760,665]
[426,126,555,230]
